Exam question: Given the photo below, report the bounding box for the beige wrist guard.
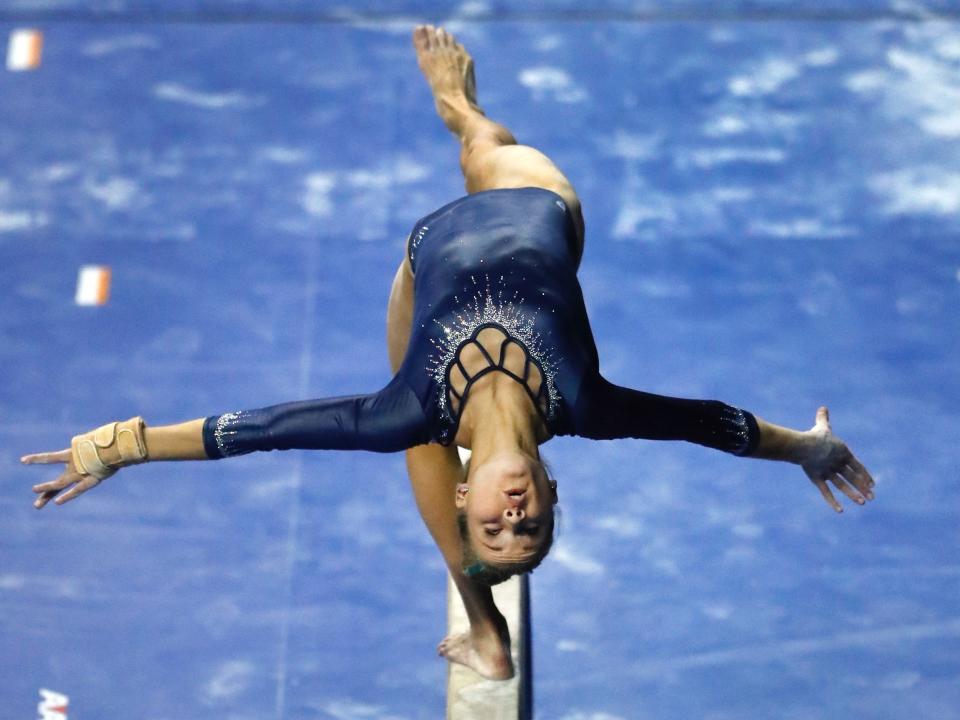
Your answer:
[71,417,149,480]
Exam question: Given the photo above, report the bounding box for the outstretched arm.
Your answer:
[405,443,514,680]
[574,375,875,512]
[575,374,760,455]
[24,376,429,509]
[751,406,875,512]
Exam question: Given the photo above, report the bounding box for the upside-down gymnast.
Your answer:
[23,25,875,679]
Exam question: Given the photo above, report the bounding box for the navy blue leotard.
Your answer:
[202,188,759,459]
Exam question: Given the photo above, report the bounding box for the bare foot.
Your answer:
[438,627,514,680]
[413,24,482,135]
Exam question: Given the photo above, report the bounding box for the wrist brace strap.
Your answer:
[71,416,148,480]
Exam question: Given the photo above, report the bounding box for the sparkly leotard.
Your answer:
[203,188,759,459]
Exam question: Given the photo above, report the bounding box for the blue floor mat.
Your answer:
[2,4,959,719]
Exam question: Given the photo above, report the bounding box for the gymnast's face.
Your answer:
[455,451,558,565]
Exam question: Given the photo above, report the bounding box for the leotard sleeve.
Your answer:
[201,375,430,459]
[573,373,760,456]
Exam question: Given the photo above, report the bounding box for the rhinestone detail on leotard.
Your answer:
[426,274,561,439]
[213,410,249,457]
[720,406,754,456]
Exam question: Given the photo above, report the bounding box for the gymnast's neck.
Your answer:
[456,375,545,464]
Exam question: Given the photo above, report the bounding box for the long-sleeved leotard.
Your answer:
[202,188,760,459]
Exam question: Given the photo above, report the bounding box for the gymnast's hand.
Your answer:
[753,406,875,512]
[797,406,875,513]
[23,416,149,509]
[23,448,115,509]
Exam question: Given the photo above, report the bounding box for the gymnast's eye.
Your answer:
[485,527,501,536]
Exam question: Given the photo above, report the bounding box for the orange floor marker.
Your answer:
[75,265,111,306]
[6,29,43,71]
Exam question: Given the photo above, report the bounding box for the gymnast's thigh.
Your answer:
[386,254,415,373]
[464,142,585,262]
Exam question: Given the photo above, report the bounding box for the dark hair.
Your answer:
[456,456,559,586]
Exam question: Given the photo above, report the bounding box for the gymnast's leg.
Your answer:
[413,24,586,261]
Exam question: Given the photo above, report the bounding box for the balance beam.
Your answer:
[447,448,532,719]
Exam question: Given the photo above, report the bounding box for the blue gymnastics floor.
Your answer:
[2,2,959,718]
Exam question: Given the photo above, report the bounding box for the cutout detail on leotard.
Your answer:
[445,323,550,425]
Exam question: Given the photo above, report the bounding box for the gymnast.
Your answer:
[23,26,874,679]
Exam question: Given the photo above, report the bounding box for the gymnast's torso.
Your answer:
[202,188,759,459]
[400,187,594,445]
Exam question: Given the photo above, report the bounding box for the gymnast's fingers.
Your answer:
[814,406,832,433]
[34,488,61,509]
[830,473,865,505]
[32,470,78,495]
[812,477,842,513]
[32,469,82,509]
[53,477,100,506]
[847,456,875,488]
[840,464,873,500]
[21,449,71,465]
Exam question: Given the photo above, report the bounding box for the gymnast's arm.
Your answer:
[24,376,429,509]
[574,374,875,512]
[405,442,513,676]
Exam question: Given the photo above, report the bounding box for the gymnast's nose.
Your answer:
[503,507,525,524]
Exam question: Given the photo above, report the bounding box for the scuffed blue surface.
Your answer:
[2,3,959,719]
